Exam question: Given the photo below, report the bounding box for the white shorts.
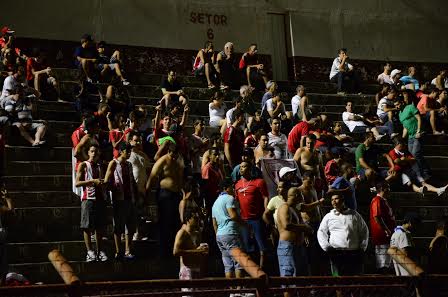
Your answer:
[375,244,391,269]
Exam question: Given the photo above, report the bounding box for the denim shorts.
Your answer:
[277,240,296,277]
[240,219,268,253]
[216,234,242,273]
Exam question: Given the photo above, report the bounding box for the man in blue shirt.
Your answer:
[399,66,420,90]
[327,162,357,210]
[212,178,245,279]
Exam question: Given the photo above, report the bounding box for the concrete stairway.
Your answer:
[3,68,448,283]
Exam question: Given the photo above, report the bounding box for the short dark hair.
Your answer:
[204,41,213,49]
[375,181,390,193]
[302,171,315,180]
[393,137,406,147]
[81,33,92,42]
[338,48,347,54]
[306,134,317,141]
[183,208,199,224]
[365,132,374,140]
[242,147,254,158]
[118,142,133,154]
[345,100,353,106]
[220,177,234,190]
[193,118,204,126]
[403,212,421,226]
[128,130,141,141]
[97,41,107,48]
[84,117,98,132]
[232,110,244,122]
[427,85,440,94]
[209,147,220,155]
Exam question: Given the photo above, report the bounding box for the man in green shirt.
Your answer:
[397,92,430,179]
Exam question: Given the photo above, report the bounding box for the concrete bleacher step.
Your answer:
[36,107,79,122]
[3,175,71,191]
[5,161,71,176]
[9,191,79,208]
[9,257,179,284]
[7,240,158,264]
[5,146,71,160]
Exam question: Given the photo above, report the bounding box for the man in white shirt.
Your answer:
[377,87,398,136]
[342,101,386,140]
[318,194,369,276]
[268,118,288,159]
[261,94,286,120]
[377,62,394,85]
[329,48,360,95]
[1,66,23,100]
[390,213,419,276]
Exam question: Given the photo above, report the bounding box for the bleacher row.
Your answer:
[3,66,448,283]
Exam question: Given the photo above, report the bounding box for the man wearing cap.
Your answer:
[74,34,99,83]
[377,63,393,85]
[231,148,262,182]
[390,69,402,86]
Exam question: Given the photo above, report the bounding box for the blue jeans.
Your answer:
[408,137,430,177]
[216,234,242,273]
[240,219,268,253]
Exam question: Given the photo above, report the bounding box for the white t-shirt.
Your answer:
[329,58,353,80]
[342,111,366,132]
[377,97,393,118]
[291,95,301,117]
[262,98,285,119]
[1,75,19,100]
[268,132,287,159]
[431,77,448,89]
[209,102,227,126]
[377,73,394,85]
[128,150,151,193]
[390,227,413,276]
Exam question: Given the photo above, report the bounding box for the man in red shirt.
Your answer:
[388,138,447,196]
[235,161,269,268]
[416,86,445,135]
[224,110,245,168]
[201,147,224,210]
[369,181,395,274]
[287,118,320,154]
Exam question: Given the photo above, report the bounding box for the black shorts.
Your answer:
[80,199,108,230]
[112,199,137,234]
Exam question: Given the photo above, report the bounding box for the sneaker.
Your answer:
[337,91,346,96]
[375,134,386,141]
[434,131,445,135]
[122,79,130,86]
[390,133,399,139]
[86,77,93,83]
[437,185,448,197]
[98,251,108,262]
[86,250,97,262]
[124,253,136,260]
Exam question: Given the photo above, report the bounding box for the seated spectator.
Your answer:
[399,66,420,90]
[291,85,312,122]
[268,118,288,159]
[224,110,245,168]
[208,91,227,133]
[26,48,62,102]
[375,84,390,105]
[377,62,393,85]
[261,90,287,120]
[159,69,187,108]
[416,86,445,134]
[240,85,257,120]
[388,138,447,196]
[239,44,268,88]
[231,148,262,182]
[248,109,268,135]
[377,87,399,135]
[74,34,99,83]
[1,65,25,101]
[329,48,360,95]
[96,41,129,86]
[324,147,343,185]
[225,97,244,130]
[355,132,395,181]
[343,100,386,140]
[193,41,217,88]
[244,128,262,149]
[317,194,369,277]
[390,69,404,89]
[431,69,448,90]
[261,80,278,108]
[216,42,237,90]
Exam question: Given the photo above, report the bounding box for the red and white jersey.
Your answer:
[81,161,105,201]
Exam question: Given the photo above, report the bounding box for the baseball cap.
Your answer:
[391,69,402,79]
[279,167,296,179]
[1,26,14,35]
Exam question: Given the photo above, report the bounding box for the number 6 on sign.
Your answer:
[207,28,214,40]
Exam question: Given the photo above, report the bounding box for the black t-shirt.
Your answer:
[161,79,182,92]
[74,46,98,60]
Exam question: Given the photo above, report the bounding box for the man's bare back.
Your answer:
[298,185,321,223]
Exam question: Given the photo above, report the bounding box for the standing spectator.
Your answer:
[235,161,269,269]
[173,209,208,283]
[276,187,314,288]
[263,181,288,228]
[109,113,126,158]
[390,213,420,276]
[216,42,237,90]
[291,85,312,122]
[370,182,396,274]
[212,178,245,279]
[159,69,187,108]
[230,148,263,182]
[400,66,420,90]
[146,143,184,257]
[193,41,217,88]
[268,118,288,159]
[190,119,209,178]
[104,143,137,260]
[239,44,268,88]
[179,179,201,224]
[377,62,393,85]
[96,41,130,86]
[224,110,245,168]
[75,144,108,262]
[397,94,430,179]
[318,194,369,276]
[201,147,224,209]
[0,186,13,286]
[254,133,274,166]
[74,34,98,83]
[329,48,360,95]
[327,163,357,211]
[342,100,386,140]
[128,131,151,241]
[324,147,343,185]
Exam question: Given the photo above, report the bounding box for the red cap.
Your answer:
[1,26,14,35]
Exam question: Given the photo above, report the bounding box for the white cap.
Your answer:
[391,69,402,79]
[279,167,296,179]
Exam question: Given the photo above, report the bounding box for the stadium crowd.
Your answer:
[2,28,448,290]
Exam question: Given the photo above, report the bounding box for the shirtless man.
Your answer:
[294,134,326,197]
[254,133,274,167]
[298,171,326,275]
[173,209,208,285]
[277,187,314,297]
[146,142,184,256]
